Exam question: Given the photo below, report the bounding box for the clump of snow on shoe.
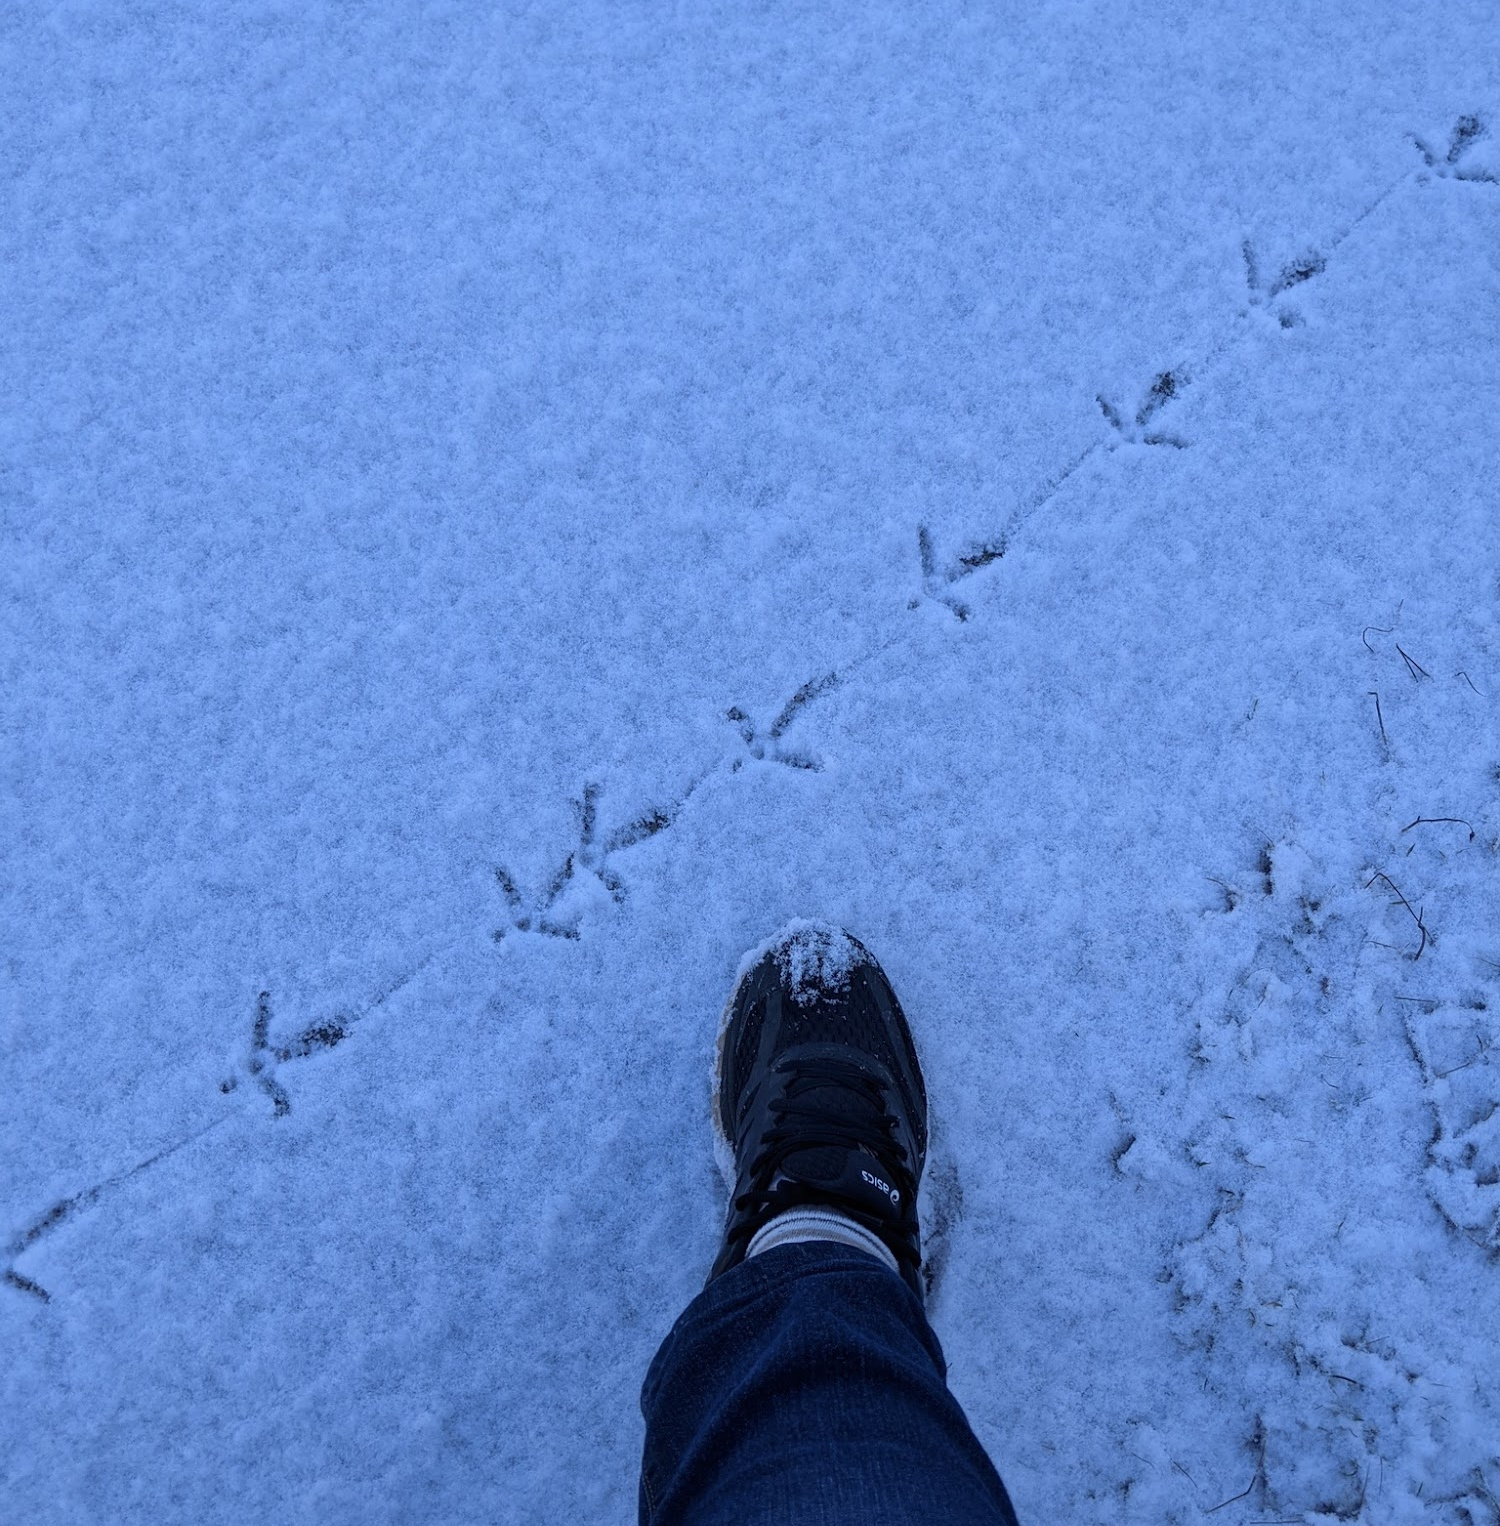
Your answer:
[727,920,862,1011]
[771,922,862,1007]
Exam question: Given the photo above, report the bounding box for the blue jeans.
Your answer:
[640,1242,1020,1525]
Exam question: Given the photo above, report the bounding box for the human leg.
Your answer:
[638,926,1020,1525]
[640,1239,1019,1526]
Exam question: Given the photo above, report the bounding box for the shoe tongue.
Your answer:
[775,1080,903,1220]
[766,1070,907,1220]
[775,1080,871,1186]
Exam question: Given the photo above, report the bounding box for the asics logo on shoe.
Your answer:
[861,1169,900,1204]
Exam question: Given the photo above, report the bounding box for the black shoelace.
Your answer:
[729,1055,918,1272]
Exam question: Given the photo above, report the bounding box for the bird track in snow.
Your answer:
[11,115,1496,1305]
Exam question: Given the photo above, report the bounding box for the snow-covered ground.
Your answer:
[3,5,1498,1522]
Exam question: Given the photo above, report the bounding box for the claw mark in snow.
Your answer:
[6,956,449,1302]
[726,705,821,772]
[243,990,292,1117]
[1413,113,1499,184]
[768,672,841,741]
[1242,238,1327,328]
[1242,238,1327,298]
[915,525,973,622]
[910,524,1006,622]
[1098,370,1190,449]
[494,784,615,939]
[494,782,684,941]
[726,672,844,772]
[227,960,436,1118]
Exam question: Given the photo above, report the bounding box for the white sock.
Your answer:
[745,1206,900,1276]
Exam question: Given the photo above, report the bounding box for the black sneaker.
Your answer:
[711,924,929,1298]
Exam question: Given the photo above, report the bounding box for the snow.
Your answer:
[757,920,864,1004]
[2,3,1498,1522]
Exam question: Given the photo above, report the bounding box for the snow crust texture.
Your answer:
[3,4,1499,1523]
